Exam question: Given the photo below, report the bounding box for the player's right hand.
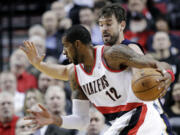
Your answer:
[24,104,62,131]
[20,41,45,67]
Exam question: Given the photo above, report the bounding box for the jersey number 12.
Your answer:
[106,87,121,101]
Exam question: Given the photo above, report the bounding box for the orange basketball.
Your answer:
[132,68,165,101]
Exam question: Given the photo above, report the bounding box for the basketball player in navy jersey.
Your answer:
[22,4,174,135]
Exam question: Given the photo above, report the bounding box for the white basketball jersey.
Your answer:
[75,45,143,108]
[74,45,171,134]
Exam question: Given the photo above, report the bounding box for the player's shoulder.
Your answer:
[128,43,144,55]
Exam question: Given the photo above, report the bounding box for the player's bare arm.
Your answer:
[104,44,173,95]
[21,41,73,81]
[68,66,89,100]
[104,44,159,69]
[25,66,89,130]
[104,44,172,71]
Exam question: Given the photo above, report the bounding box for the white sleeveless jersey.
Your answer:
[74,45,171,134]
[75,45,143,108]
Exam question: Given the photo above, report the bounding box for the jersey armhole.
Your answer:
[101,46,127,72]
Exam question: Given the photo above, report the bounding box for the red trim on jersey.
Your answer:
[128,104,147,135]
[79,48,97,75]
[101,46,127,72]
[74,66,80,86]
[94,103,144,114]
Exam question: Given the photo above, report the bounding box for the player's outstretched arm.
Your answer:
[25,67,90,131]
[104,44,174,96]
[104,44,159,69]
[21,41,73,81]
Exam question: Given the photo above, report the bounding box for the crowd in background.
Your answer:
[0,0,180,135]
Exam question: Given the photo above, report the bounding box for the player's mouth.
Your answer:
[103,33,111,40]
[103,34,110,38]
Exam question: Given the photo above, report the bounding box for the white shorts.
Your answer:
[103,103,169,135]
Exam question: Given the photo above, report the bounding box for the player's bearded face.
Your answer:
[64,45,79,65]
[63,38,79,65]
[72,55,78,65]
[103,30,119,46]
[99,15,120,46]
[71,45,79,65]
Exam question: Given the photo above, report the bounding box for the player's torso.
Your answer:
[75,44,170,134]
[75,45,142,107]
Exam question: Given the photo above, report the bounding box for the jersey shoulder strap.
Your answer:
[121,39,145,54]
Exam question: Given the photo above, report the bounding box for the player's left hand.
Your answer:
[156,65,172,97]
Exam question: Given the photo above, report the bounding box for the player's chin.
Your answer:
[103,39,112,45]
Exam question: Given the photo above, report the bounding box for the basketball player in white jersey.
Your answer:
[24,23,174,134]
[22,4,174,135]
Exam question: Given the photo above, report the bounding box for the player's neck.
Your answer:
[116,32,124,44]
[83,47,96,73]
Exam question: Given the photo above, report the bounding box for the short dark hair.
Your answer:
[98,3,126,23]
[64,25,91,45]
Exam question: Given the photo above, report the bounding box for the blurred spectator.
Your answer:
[28,24,46,39]
[42,11,62,59]
[150,31,180,83]
[59,18,72,31]
[166,0,180,29]
[0,71,25,116]
[125,13,153,51]
[76,107,107,135]
[51,79,65,90]
[50,1,67,23]
[62,0,74,15]
[24,89,44,115]
[87,108,107,135]
[33,85,74,135]
[38,73,53,94]
[69,0,94,25]
[147,17,180,51]
[15,118,34,135]
[155,17,169,32]
[164,83,180,135]
[10,49,38,93]
[79,6,103,45]
[127,0,162,29]
[0,92,19,135]
[69,4,81,25]
[45,85,66,116]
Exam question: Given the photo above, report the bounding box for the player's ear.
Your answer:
[74,40,79,48]
[120,21,126,31]
[75,40,82,49]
